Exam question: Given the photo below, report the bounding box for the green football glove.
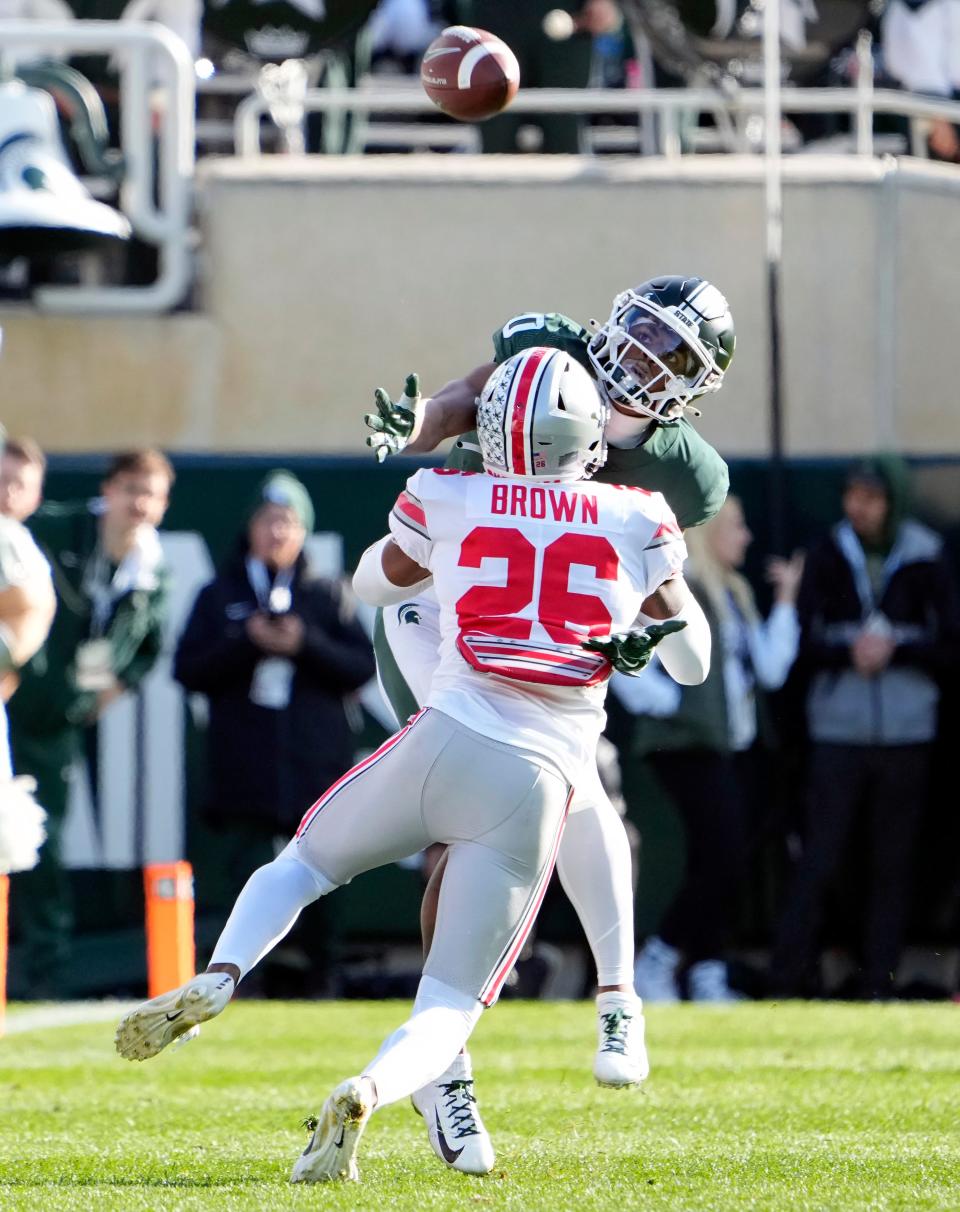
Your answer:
[582,620,687,676]
[364,373,421,463]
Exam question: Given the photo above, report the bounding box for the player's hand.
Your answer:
[582,620,687,676]
[364,374,421,463]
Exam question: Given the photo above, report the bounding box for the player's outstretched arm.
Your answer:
[634,576,711,685]
[364,362,495,459]
[353,536,432,606]
[365,374,423,463]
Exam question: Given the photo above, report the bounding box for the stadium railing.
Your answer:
[0,19,194,313]
[231,80,960,161]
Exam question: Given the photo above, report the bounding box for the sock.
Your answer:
[209,851,334,979]
[556,791,636,987]
[434,1050,472,1083]
[363,976,482,1108]
[596,989,641,1014]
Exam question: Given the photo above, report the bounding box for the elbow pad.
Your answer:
[637,593,711,685]
[353,537,432,607]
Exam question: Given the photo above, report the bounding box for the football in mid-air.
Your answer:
[420,25,520,122]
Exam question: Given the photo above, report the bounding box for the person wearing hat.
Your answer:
[769,455,960,1000]
[174,470,375,995]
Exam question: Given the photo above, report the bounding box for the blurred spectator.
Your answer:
[882,0,960,161]
[173,470,375,996]
[630,496,802,1002]
[368,0,439,73]
[770,456,960,1000]
[589,1,639,90]
[0,436,45,524]
[444,1,622,152]
[8,449,173,999]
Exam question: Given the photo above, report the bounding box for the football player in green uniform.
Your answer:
[364,276,735,1175]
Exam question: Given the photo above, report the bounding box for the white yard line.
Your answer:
[1,1000,137,1035]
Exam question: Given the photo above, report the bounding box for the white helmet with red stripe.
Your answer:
[476,347,608,483]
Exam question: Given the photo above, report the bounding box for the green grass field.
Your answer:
[1,1000,957,1211]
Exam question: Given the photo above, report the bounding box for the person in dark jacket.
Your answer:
[174,470,375,993]
[770,455,960,999]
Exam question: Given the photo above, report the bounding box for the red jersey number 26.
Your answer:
[456,526,619,644]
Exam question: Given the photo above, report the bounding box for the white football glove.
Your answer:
[0,775,46,874]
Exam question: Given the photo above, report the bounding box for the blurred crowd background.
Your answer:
[3,438,960,1005]
[2,0,960,1004]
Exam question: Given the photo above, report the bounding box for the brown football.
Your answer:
[420,25,520,122]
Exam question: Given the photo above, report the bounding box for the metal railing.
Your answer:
[233,80,960,161]
[3,19,960,312]
[0,19,195,313]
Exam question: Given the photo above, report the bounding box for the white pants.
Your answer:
[377,595,636,987]
[292,707,570,1004]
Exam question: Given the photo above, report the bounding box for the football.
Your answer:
[420,25,520,122]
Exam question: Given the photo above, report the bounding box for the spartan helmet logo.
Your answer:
[398,603,421,626]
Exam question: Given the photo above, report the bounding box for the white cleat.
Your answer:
[291,1077,373,1183]
[411,1053,495,1175]
[115,971,235,1061]
[593,993,650,1088]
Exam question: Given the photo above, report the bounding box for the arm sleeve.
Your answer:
[746,602,801,690]
[637,591,711,686]
[387,469,434,568]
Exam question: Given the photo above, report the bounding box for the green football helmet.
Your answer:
[587,275,736,422]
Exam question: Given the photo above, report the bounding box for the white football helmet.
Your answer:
[476,347,608,482]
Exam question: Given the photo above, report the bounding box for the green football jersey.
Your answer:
[491,312,593,370]
[445,312,729,529]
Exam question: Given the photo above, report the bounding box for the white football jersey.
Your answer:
[388,469,686,783]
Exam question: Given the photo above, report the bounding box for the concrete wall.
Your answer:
[2,154,960,456]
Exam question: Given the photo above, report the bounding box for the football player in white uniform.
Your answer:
[364,280,734,1169]
[115,349,711,1185]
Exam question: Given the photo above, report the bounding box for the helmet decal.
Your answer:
[477,348,607,482]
